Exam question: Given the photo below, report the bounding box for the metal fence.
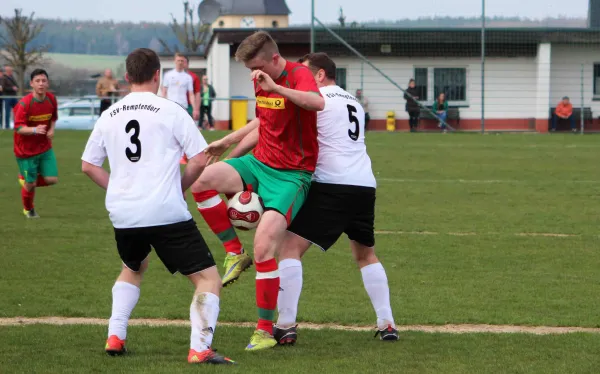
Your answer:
[309,0,599,133]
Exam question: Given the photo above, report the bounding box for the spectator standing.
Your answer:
[183,56,201,122]
[552,96,576,132]
[404,79,420,132]
[2,65,19,129]
[356,89,370,130]
[96,69,119,115]
[161,53,199,121]
[433,92,449,133]
[200,75,216,131]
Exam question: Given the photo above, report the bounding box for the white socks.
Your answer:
[190,292,220,352]
[276,259,303,328]
[108,281,141,340]
[361,262,396,329]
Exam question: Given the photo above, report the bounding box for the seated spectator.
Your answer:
[552,96,576,132]
[433,92,448,132]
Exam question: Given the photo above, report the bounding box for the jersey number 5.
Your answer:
[125,120,142,162]
[347,104,360,141]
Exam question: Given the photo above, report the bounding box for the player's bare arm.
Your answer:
[251,70,324,111]
[189,90,200,120]
[17,125,47,136]
[181,152,207,192]
[161,86,167,97]
[227,127,259,159]
[82,161,109,190]
[47,121,56,139]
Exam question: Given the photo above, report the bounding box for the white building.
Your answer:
[203,27,600,132]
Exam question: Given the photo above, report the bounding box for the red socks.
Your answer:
[21,188,35,211]
[193,190,243,255]
[36,175,49,187]
[255,258,279,335]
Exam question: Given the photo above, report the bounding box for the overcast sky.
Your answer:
[0,0,589,24]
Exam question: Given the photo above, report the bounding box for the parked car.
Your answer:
[55,97,101,130]
[8,96,103,130]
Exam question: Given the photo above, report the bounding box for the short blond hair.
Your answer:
[235,31,279,62]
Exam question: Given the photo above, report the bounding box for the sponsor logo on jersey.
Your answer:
[28,113,52,122]
[256,96,285,110]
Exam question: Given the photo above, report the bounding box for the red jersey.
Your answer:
[187,71,200,106]
[13,93,58,158]
[253,61,320,172]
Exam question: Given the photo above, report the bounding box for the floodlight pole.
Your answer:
[481,0,486,133]
[311,0,315,53]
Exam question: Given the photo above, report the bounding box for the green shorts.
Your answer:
[224,154,312,225]
[16,149,58,183]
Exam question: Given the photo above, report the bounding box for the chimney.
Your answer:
[589,0,600,28]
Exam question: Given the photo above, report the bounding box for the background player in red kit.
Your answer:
[14,69,59,218]
[191,31,324,351]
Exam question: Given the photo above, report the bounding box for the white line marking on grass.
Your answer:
[376,178,600,185]
[375,231,582,238]
[1,317,599,335]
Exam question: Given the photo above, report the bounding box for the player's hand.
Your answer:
[193,109,200,121]
[47,128,55,139]
[35,125,47,135]
[251,70,278,93]
[204,139,230,165]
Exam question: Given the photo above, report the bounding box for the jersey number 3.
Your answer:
[125,120,142,162]
[347,104,360,141]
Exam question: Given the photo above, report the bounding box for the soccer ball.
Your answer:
[227,191,264,230]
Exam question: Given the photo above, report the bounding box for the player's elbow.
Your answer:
[313,96,325,111]
[81,161,95,175]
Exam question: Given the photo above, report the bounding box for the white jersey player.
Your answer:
[81,48,234,365]
[161,53,197,118]
[204,52,399,345]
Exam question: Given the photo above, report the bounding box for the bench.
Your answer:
[420,106,460,126]
[548,107,593,131]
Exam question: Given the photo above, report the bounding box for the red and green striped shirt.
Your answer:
[13,93,57,158]
[253,61,320,172]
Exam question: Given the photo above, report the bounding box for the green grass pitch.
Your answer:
[1,130,600,372]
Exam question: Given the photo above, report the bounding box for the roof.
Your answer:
[212,0,290,16]
[205,27,600,57]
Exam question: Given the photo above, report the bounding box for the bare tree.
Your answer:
[159,1,211,54]
[0,9,49,95]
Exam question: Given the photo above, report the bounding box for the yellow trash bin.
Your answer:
[231,96,248,131]
[386,111,396,131]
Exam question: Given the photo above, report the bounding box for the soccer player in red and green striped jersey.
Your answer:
[191,31,324,351]
[14,69,59,218]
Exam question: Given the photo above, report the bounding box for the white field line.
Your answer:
[375,230,583,238]
[376,178,600,184]
[1,317,600,335]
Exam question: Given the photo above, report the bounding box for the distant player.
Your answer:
[161,52,199,120]
[219,53,400,344]
[13,69,59,218]
[81,48,234,365]
[190,31,324,351]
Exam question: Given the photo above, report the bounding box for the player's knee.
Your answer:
[351,243,378,267]
[23,182,36,192]
[45,177,58,185]
[278,232,309,261]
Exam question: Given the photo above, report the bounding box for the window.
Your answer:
[413,67,468,103]
[272,20,279,28]
[414,68,428,101]
[434,68,466,102]
[336,68,347,90]
[594,64,600,96]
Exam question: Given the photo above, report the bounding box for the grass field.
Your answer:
[45,52,125,72]
[1,130,600,372]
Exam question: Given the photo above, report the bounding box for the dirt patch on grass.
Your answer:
[1,317,599,335]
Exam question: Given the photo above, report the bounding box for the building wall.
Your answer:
[329,56,539,130]
[550,44,600,112]
[212,15,289,29]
